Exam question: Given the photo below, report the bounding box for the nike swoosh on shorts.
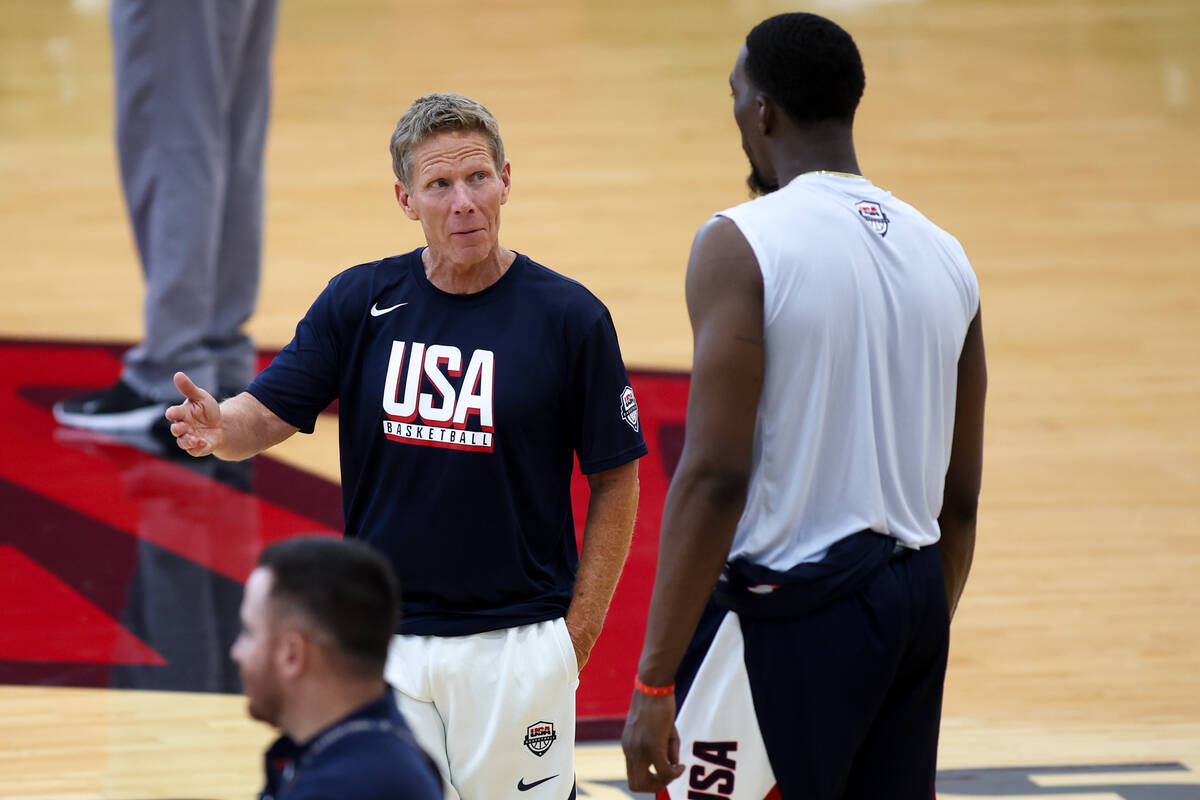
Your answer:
[516,775,559,791]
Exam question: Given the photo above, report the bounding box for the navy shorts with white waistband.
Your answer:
[671,533,949,800]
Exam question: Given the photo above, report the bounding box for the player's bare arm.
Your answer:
[166,371,298,460]
[566,459,640,671]
[622,216,764,794]
[938,308,986,619]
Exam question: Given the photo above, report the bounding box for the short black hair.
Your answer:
[744,13,865,125]
[257,537,399,677]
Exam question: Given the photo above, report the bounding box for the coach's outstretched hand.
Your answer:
[165,371,225,457]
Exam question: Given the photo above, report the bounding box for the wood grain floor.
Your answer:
[2,0,1198,797]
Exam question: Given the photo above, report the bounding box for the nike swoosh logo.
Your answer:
[370,301,408,317]
[517,775,558,791]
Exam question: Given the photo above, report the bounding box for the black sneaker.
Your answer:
[52,379,170,432]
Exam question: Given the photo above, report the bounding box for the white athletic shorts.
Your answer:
[385,618,579,800]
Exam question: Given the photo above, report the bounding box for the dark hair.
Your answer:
[744,13,865,125]
[258,537,399,677]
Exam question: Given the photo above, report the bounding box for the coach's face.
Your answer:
[730,45,778,196]
[231,567,285,727]
[395,130,511,270]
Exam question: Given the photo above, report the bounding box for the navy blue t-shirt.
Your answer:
[248,248,647,635]
[260,690,442,800]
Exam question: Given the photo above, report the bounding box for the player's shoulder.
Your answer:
[884,192,972,261]
[879,190,978,299]
[716,177,840,235]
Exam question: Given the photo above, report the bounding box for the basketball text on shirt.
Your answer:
[380,340,495,452]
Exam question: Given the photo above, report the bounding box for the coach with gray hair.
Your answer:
[170,93,647,799]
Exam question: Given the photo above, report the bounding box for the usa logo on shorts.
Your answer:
[620,385,639,432]
[523,721,557,756]
[856,200,890,237]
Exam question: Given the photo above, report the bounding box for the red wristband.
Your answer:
[634,676,675,697]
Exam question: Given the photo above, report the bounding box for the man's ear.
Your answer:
[395,180,420,220]
[499,161,512,206]
[756,95,774,136]
[276,630,307,681]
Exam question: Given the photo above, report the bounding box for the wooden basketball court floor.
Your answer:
[1,0,1198,797]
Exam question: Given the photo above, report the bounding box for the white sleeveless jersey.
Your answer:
[718,172,978,569]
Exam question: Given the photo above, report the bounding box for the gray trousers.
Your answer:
[111,0,278,400]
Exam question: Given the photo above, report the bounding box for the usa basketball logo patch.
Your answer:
[619,385,639,432]
[379,340,496,453]
[856,200,890,237]
[523,721,557,756]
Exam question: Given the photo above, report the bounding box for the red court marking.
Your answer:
[0,546,166,665]
[2,340,691,720]
[0,343,337,584]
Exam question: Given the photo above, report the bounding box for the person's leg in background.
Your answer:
[209,0,277,398]
[55,0,274,430]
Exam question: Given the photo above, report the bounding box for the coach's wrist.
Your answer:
[564,617,596,671]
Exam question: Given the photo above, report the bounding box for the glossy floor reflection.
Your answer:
[0,338,688,723]
[2,339,338,693]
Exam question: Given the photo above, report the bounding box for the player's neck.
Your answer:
[423,245,516,295]
[279,677,388,745]
[769,126,861,187]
